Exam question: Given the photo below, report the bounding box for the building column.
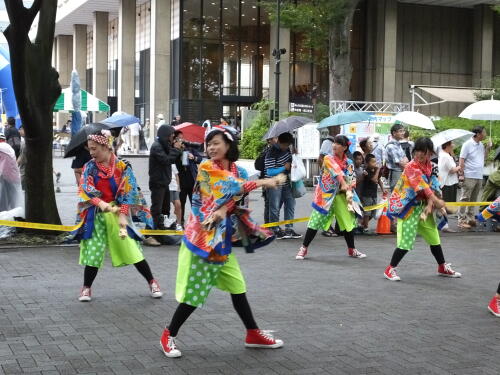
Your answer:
[73,24,87,90]
[473,4,493,87]
[149,0,171,142]
[93,11,109,121]
[269,24,291,118]
[55,35,73,128]
[118,0,136,115]
[375,0,397,102]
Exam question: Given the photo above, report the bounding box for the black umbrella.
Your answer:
[64,122,111,158]
[263,116,312,140]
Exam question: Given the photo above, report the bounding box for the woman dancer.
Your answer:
[383,137,462,281]
[74,130,162,301]
[160,128,285,358]
[295,135,366,260]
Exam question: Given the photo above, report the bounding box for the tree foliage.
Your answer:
[474,76,500,101]
[240,99,273,159]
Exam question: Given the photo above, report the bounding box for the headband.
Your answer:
[88,129,114,149]
[205,127,234,142]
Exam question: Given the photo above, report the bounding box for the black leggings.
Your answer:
[497,283,500,294]
[389,245,445,268]
[168,293,258,337]
[83,259,154,287]
[303,228,355,248]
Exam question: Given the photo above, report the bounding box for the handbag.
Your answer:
[291,180,306,198]
[291,154,307,182]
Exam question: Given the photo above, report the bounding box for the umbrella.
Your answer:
[393,111,435,130]
[459,99,500,136]
[263,116,311,139]
[431,129,474,153]
[173,122,205,143]
[103,113,140,127]
[317,111,371,129]
[64,123,110,158]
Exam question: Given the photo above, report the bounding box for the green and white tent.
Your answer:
[53,87,110,113]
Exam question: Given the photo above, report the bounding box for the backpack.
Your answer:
[8,136,21,150]
[254,147,268,172]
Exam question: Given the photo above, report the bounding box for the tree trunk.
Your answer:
[4,0,62,225]
[328,1,359,102]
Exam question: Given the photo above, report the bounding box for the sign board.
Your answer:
[289,102,314,114]
[297,123,320,158]
[340,112,395,148]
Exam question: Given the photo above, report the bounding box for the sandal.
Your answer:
[321,230,337,237]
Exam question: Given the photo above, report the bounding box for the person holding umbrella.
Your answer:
[74,129,163,302]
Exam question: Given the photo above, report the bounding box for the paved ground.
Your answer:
[1,229,500,374]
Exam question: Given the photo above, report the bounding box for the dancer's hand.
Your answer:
[430,195,445,209]
[118,214,128,239]
[202,205,228,230]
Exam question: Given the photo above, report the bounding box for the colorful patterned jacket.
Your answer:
[311,154,363,217]
[387,159,441,220]
[73,156,153,241]
[183,159,274,264]
[477,196,500,222]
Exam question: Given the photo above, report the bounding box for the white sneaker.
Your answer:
[175,224,184,232]
[348,248,366,258]
[78,287,92,302]
[149,279,163,298]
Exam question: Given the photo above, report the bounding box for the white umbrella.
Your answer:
[431,129,473,153]
[393,111,435,130]
[459,99,500,136]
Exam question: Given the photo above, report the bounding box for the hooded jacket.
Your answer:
[148,125,182,188]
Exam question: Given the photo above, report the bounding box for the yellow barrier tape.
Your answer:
[0,201,493,234]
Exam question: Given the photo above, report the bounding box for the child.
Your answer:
[169,164,183,231]
[383,137,461,281]
[360,154,386,230]
[353,151,364,198]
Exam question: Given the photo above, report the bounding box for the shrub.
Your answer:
[240,99,273,159]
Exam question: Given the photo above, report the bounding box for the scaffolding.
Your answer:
[329,100,410,114]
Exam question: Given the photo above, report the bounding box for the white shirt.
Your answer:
[438,152,458,187]
[128,122,141,136]
[319,138,334,156]
[169,164,179,191]
[459,138,485,179]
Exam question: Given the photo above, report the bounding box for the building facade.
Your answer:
[44,0,499,137]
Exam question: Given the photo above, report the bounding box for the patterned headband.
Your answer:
[88,129,114,148]
[205,127,234,142]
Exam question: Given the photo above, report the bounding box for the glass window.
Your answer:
[203,0,221,40]
[240,42,257,96]
[183,0,201,38]
[201,41,221,98]
[182,39,201,99]
[240,0,258,42]
[136,2,151,52]
[86,30,93,69]
[222,0,239,40]
[222,41,239,95]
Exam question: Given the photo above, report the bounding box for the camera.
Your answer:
[182,140,202,150]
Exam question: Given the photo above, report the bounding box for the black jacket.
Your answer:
[148,125,181,188]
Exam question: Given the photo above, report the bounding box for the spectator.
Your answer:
[156,114,166,129]
[71,147,92,186]
[128,121,141,154]
[17,125,27,190]
[400,129,414,161]
[264,132,301,240]
[0,132,22,211]
[371,135,385,167]
[220,116,229,126]
[360,154,386,231]
[4,117,21,159]
[147,125,182,244]
[173,130,203,226]
[385,124,409,191]
[353,151,364,196]
[458,125,492,229]
[170,114,182,126]
[359,138,374,158]
[255,137,277,224]
[438,141,461,203]
[169,163,183,231]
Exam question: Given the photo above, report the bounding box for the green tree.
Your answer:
[4,0,62,225]
[475,76,500,100]
[265,0,360,101]
[240,99,273,159]
[493,5,500,14]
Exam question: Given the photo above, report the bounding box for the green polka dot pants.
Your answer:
[175,242,246,308]
[396,204,441,251]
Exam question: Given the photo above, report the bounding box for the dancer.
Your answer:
[160,128,285,358]
[295,135,366,260]
[383,137,462,281]
[74,130,163,302]
[477,197,500,316]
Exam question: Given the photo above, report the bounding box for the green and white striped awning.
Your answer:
[53,87,110,113]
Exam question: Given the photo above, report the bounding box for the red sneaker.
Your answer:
[245,329,283,349]
[437,263,462,278]
[160,328,181,358]
[488,296,500,317]
[295,246,308,260]
[78,287,91,302]
[348,248,366,258]
[384,265,401,281]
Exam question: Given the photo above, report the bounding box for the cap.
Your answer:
[157,113,164,120]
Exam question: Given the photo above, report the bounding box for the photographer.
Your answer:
[173,130,203,226]
[147,125,182,244]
